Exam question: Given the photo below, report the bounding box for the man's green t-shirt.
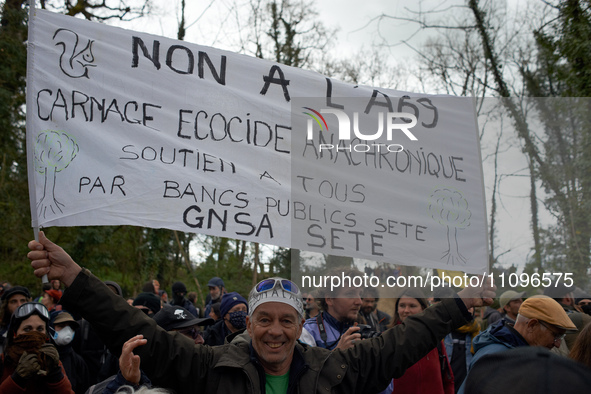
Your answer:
[266,372,289,394]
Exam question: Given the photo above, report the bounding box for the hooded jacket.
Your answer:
[457,320,529,394]
[61,269,472,394]
[471,319,528,362]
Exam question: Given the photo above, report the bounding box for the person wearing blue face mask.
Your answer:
[203,292,248,346]
[51,311,90,394]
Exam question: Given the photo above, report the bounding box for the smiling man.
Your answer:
[28,232,496,394]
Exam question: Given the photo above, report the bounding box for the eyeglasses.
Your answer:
[14,302,50,320]
[177,327,202,340]
[538,320,566,343]
[255,278,299,295]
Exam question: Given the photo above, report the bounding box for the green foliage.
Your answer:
[270,247,291,275]
[0,1,30,280]
[193,237,253,301]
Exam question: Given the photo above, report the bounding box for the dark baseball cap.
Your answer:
[1,286,30,301]
[207,277,225,288]
[153,305,214,331]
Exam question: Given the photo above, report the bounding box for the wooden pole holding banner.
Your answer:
[34,226,48,283]
[28,0,47,284]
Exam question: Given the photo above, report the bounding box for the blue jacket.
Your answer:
[302,312,354,350]
[457,320,528,394]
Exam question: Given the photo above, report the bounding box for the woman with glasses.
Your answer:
[0,302,74,393]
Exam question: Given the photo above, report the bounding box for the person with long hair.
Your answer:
[381,288,454,394]
[569,322,591,370]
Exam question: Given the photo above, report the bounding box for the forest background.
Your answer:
[1,0,590,309]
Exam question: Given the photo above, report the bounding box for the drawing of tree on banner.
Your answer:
[428,188,472,265]
[34,130,79,219]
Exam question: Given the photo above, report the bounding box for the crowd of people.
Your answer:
[0,233,590,393]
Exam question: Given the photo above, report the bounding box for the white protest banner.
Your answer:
[26,8,488,274]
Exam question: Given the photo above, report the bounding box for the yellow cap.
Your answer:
[518,295,577,332]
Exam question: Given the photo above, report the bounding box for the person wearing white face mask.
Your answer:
[51,311,91,394]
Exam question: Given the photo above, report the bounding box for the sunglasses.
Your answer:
[14,302,50,320]
[177,327,202,340]
[538,320,566,343]
[255,278,299,295]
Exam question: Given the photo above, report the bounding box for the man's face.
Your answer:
[361,297,377,315]
[528,320,565,350]
[209,286,221,301]
[326,287,363,322]
[153,280,160,294]
[16,315,46,336]
[305,295,317,311]
[504,298,523,319]
[8,294,28,315]
[246,302,303,375]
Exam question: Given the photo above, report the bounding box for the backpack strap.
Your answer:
[437,341,452,380]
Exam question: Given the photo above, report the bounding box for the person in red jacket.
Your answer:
[381,288,454,394]
[0,302,74,393]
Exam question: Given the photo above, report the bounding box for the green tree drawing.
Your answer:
[34,130,79,219]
